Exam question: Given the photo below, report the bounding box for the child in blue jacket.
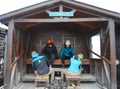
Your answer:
[68,54,84,73]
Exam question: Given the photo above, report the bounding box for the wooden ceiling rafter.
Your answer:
[18,23,43,29]
[63,4,102,18]
[7,0,110,31]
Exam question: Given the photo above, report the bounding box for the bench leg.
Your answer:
[35,81,38,87]
[66,79,71,87]
[76,79,80,86]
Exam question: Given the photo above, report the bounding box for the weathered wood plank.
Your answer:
[4,19,14,89]
[26,58,90,65]
[109,19,117,89]
[15,18,108,23]
[13,82,102,89]
[22,73,96,82]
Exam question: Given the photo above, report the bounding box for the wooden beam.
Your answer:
[59,5,63,18]
[59,5,63,12]
[109,19,117,89]
[15,17,108,23]
[17,5,59,19]
[0,0,60,20]
[75,22,96,29]
[71,9,77,13]
[103,61,110,85]
[46,10,51,14]
[62,0,120,18]
[64,5,103,17]
[89,49,111,64]
[4,19,14,89]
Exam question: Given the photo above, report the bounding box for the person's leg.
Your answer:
[67,56,71,65]
[46,55,51,67]
[61,55,67,68]
[50,54,56,67]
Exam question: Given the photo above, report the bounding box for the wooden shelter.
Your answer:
[0,0,120,89]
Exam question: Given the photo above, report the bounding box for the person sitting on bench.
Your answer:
[67,53,84,74]
[41,39,58,67]
[60,40,75,68]
[31,51,51,76]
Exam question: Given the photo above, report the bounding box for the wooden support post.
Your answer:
[4,19,14,89]
[100,27,110,86]
[59,5,63,19]
[109,19,117,89]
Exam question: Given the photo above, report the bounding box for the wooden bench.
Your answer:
[53,59,69,65]
[35,75,49,87]
[26,58,90,65]
[51,68,64,80]
[63,69,81,87]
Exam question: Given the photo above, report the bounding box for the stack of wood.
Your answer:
[0,27,7,79]
[0,27,6,58]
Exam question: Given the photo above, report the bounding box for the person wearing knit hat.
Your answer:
[78,53,84,60]
[41,39,58,67]
[67,53,84,75]
[60,40,75,68]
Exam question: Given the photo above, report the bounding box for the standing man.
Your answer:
[41,39,58,67]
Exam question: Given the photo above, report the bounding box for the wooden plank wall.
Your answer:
[11,27,28,88]
[90,59,109,88]
[116,29,120,60]
[27,23,88,58]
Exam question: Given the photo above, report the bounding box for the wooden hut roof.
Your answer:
[0,0,120,30]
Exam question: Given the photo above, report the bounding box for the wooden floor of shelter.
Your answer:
[18,68,104,89]
[22,73,96,82]
[13,82,102,89]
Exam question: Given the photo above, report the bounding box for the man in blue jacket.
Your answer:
[31,51,50,76]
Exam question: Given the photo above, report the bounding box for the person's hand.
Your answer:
[49,65,52,68]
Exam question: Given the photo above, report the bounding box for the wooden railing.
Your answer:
[89,49,111,64]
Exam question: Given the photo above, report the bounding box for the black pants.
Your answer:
[61,55,71,65]
[46,54,55,66]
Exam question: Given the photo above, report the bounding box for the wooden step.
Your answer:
[22,73,96,82]
[80,74,96,82]
[22,74,35,82]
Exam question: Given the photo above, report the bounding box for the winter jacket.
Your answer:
[68,56,82,73]
[60,47,74,58]
[41,43,58,59]
[32,54,49,75]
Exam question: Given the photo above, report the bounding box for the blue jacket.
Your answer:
[68,56,82,73]
[60,47,74,58]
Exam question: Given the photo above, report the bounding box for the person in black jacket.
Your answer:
[31,51,50,76]
[41,39,58,67]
